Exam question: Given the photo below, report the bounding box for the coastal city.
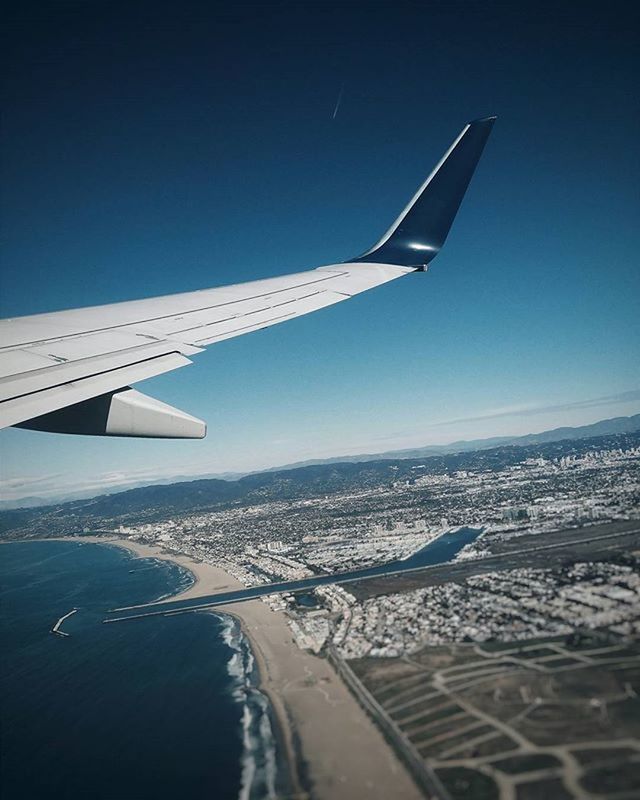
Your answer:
[3,435,639,656]
[2,3,638,798]
[2,431,639,799]
[51,438,640,575]
[340,557,640,658]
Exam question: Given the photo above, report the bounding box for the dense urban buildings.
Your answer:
[3,430,639,799]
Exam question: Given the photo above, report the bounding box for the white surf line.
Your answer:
[52,608,78,637]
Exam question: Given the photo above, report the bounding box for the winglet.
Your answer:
[349,116,496,268]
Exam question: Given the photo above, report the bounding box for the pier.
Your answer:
[52,608,78,637]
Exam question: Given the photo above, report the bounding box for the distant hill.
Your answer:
[2,414,638,516]
[2,427,639,535]
[0,496,50,511]
[272,414,640,470]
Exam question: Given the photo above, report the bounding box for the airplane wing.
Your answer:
[0,117,495,439]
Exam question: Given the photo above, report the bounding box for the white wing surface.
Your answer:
[0,117,495,438]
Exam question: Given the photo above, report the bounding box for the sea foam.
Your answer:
[216,614,278,800]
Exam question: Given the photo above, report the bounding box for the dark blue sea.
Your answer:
[0,540,278,800]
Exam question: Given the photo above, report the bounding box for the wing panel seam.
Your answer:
[169,289,325,335]
[0,272,350,352]
[192,312,296,343]
[0,351,186,404]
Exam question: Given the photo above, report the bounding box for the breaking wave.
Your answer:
[217,614,278,800]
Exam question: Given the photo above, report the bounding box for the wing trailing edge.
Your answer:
[0,116,496,438]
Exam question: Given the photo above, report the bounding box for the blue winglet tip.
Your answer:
[349,116,497,268]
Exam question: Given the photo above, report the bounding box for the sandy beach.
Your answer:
[83,535,423,800]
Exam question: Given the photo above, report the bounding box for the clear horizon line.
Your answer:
[2,400,639,506]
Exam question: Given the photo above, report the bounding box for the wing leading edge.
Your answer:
[0,117,495,438]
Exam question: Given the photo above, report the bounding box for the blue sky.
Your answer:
[1,1,639,501]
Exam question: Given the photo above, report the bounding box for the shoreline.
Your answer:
[21,535,303,797]
[224,608,305,798]
[12,535,423,800]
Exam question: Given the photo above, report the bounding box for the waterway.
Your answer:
[106,526,482,622]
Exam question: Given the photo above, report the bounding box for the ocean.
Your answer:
[0,540,279,800]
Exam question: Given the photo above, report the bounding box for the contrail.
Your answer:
[332,84,344,119]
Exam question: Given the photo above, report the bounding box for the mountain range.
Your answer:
[1,413,638,516]
[269,414,640,470]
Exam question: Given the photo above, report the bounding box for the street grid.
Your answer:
[350,631,640,799]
